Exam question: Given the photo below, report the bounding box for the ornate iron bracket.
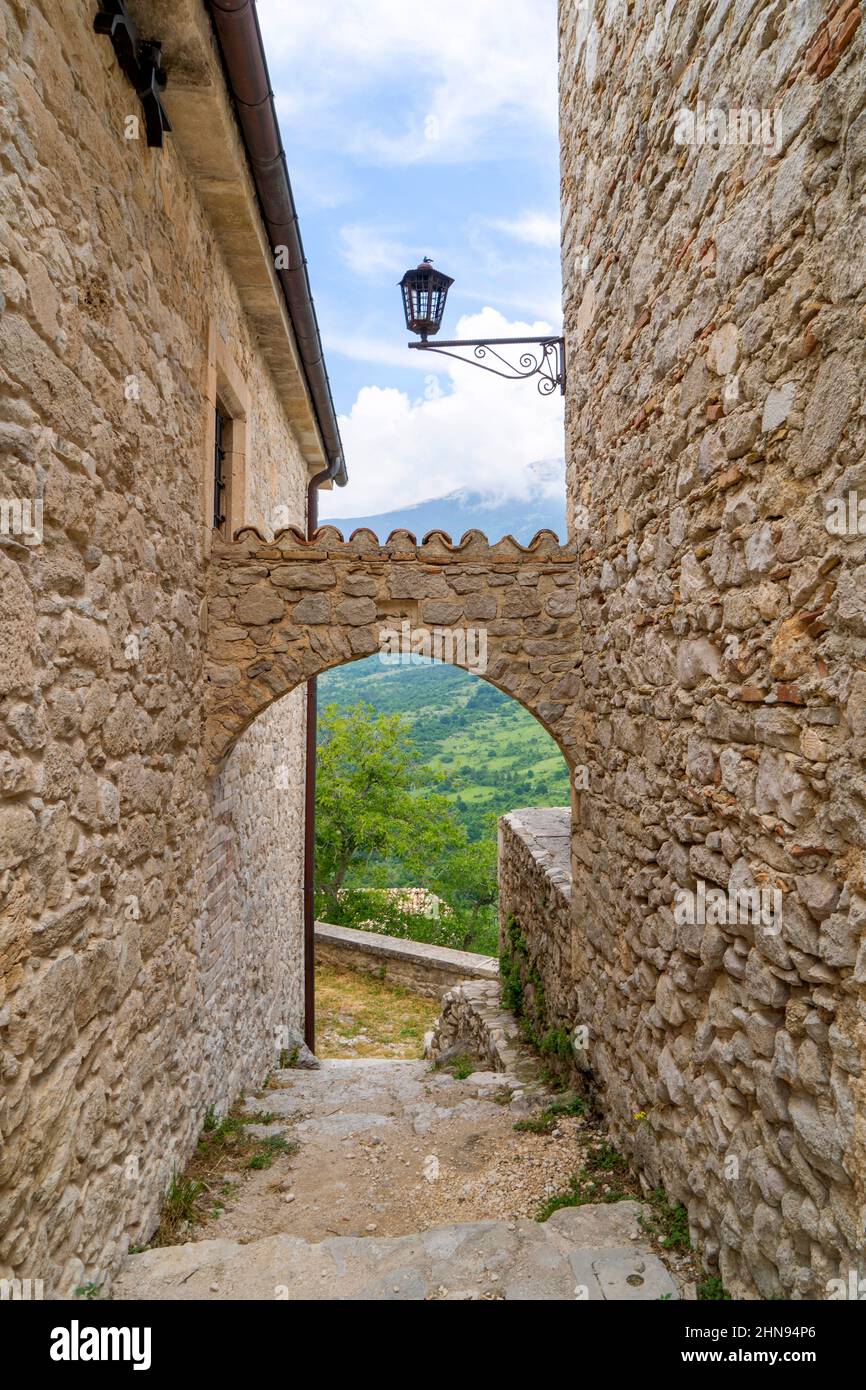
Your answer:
[94,1,172,148]
[408,336,565,396]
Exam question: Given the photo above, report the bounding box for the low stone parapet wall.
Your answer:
[314,921,498,998]
[425,979,549,1095]
[497,808,576,1083]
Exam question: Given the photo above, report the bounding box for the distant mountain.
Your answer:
[321,475,567,546]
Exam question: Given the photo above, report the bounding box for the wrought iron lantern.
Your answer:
[399,258,454,340]
[399,259,565,396]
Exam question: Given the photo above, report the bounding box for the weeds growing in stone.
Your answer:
[450,1054,475,1080]
[155,1175,206,1245]
[247,1134,296,1170]
[536,1140,631,1220]
[640,1186,691,1252]
[540,1027,572,1059]
[146,1103,299,1247]
[514,1093,586,1134]
[697,1275,732,1301]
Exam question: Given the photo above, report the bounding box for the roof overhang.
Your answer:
[127,0,339,482]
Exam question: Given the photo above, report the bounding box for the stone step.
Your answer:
[113,1201,680,1301]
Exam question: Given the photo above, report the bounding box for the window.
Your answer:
[204,322,248,551]
[213,401,230,535]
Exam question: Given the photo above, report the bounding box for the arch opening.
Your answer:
[205,526,582,1052]
[316,653,571,945]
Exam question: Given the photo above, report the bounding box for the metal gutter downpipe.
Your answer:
[302,469,334,1051]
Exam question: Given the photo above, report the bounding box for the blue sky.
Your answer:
[257,0,564,517]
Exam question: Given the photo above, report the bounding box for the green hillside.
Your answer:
[317,655,570,843]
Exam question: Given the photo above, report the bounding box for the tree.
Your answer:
[315,701,463,916]
[428,817,499,951]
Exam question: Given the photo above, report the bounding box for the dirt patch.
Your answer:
[315,962,439,1059]
[148,1104,298,1248]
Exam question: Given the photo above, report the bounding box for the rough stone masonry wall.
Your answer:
[426,978,550,1096]
[558,0,866,1297]
[0,0,306,1293]
[498,808,575,1080]
[205,525,580,767]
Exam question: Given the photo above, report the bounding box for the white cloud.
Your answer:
[324,331,433,372]
[258,0,558,165]
[487,212,561,247]
[325,309,565,517]
[458,215,563,323]
[338,224,412,278]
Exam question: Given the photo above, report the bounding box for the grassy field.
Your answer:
[315,963,440,1059]
[318,656,570,843]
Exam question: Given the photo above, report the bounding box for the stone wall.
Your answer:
[557,0,866,1297]
[315,920,498,998]
[225,692,306,1040]
[0,0,308,1293]
[205,525,579,767]
[426,978,547,1096]
[498,808,575,1083]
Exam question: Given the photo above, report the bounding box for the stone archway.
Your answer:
[204,525,580,770]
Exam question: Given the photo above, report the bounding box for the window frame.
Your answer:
[203,320,249,552]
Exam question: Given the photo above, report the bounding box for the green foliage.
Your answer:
[641,1186,692,1251]
[500,915,527,1014]
[535,1141,631,1221]
[316,699,461,899]
[697,1275,731,1301]
[152,1104,301,1246]
[539,1066,568,1091]
[164,1175,205,1224]
[513,1093,585,1134]
[450,1055,475,1080]
[499,914,577,1087]
[199,1115,297,1171]
[196,1112,246,1151]
[500,956,524,1015]
[432,830,499,945]
[318,657,570,843]
[587,1141,628,1174]
[540,1027,572,1059]
[536,1173,629,1221]
[199,1109,295,1171]
[315,658,570,955]
[315,700,504,954]
[535,1179,585,1221]
[322,884,487,952]
[246,1134,297,1170]
[74,1282,103,1299]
